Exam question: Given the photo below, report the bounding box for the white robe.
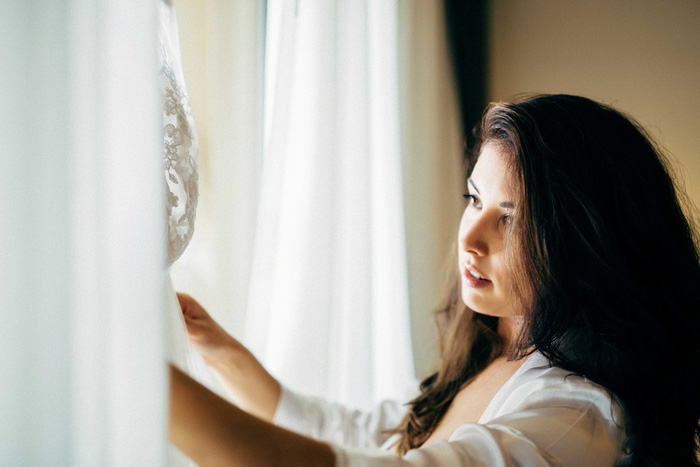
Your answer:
[274,352,628,466]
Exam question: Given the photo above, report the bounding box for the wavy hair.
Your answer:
[393,95,700,465]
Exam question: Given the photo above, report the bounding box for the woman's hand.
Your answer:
[176,292,282,421]
[177,293,239,364]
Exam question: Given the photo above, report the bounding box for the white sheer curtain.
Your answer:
[0,1,166,465]
[245,0,416,409]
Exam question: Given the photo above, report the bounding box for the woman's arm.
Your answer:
[169,364,336,467]
[177,293,280,421]
[177,293,408,449]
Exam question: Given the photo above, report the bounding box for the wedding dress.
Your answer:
[158,1,219,464]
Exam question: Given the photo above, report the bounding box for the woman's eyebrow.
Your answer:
[468,178,514,209]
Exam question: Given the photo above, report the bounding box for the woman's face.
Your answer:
[458,143,518,318]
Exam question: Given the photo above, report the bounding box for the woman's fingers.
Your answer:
[176,292,191,314]
[175,292,234,358]
[177,292,205,319]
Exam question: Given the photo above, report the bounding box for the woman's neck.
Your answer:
[497,316,524,354]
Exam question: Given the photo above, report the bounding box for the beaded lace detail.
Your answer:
[159,44,198,266]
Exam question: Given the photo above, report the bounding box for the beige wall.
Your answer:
[398,1,464,379]
[489,0,700,206]
[172,0,210,179]
[170,0,267,343]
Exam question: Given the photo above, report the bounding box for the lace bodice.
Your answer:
[159,1,198,267]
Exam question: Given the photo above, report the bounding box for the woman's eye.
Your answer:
[463,193,481,208]
[500,214,512,226]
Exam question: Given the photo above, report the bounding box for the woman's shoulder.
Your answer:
[443,351,630,466]
[481,351,625,426]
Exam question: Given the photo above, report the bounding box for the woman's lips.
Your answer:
[463,265,492,288]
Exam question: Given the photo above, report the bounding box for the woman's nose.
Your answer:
[461,213,490,257]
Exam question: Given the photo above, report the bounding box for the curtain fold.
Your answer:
[443,0,488,142]
[0,1,166,464]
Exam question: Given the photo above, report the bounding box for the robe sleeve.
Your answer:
[273,386,407,449]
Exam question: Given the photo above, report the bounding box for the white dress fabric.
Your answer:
[159,0,217,384]
[274,352,628,466]
[159,0,198,270]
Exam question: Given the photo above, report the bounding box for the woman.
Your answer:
[169,95,700,466]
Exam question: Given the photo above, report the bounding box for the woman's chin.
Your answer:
[460,285,484,311]
[461,288,512,318]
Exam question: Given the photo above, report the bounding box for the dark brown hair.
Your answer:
[394,95,700,465]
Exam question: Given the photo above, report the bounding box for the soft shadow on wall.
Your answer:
[488,0,700,210]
